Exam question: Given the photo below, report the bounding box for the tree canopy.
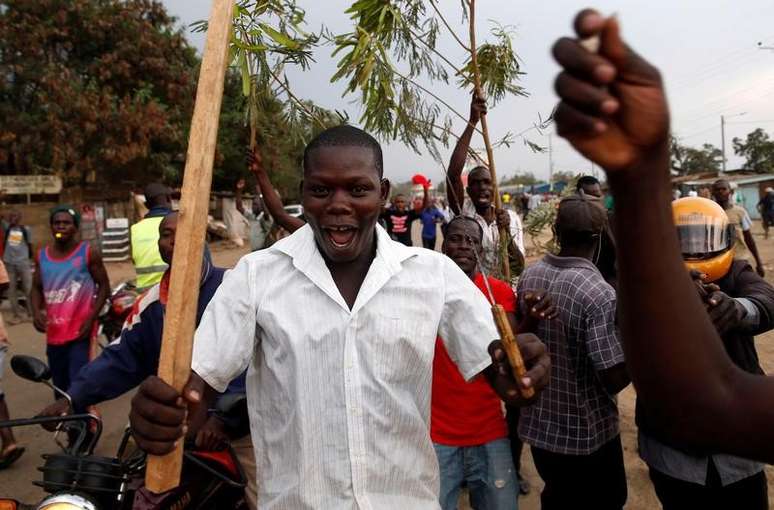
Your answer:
[733,128,774,174]
[0,0,199,185]
[670,137,722,175]
[501,171,539,186]
[0,0,343,195]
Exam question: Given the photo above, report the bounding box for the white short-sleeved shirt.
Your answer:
[192,224,498,509]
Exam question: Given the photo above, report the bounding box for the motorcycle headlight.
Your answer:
[37,494,98,510]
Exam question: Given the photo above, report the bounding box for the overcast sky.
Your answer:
[161,0,774,184]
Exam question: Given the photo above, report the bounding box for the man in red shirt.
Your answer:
[432,216,555,509]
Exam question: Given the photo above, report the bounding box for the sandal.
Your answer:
[0,444,25,469]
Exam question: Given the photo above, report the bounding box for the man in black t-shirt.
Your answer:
[382,186,429,246]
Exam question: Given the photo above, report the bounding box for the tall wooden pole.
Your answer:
[144,0,234,494]
[467,0,510,282]
[467,0,532,397]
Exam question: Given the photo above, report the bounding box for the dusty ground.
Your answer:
[1,225,773,508]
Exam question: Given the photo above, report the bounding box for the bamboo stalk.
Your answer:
[467,0,510,282]
[144,0,234,494]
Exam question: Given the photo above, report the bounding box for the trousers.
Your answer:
[531,435,627,510]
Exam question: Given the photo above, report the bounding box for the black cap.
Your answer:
[556,192,608,235]
[144,183,171,200]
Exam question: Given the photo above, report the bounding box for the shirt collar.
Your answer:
[275,223,416,313]
[145,206,172,218]
[542,252,601,274]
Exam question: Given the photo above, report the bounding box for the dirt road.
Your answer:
[2,229,773,508]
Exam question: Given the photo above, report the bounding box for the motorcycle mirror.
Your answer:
[11,355,51,383]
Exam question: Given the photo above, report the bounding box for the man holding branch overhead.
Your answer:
[129,125,550,508]
[446,95,525,280]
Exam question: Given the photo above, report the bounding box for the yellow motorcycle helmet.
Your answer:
[672,197,735,282]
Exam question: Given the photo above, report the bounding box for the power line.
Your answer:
[725,119,774,125]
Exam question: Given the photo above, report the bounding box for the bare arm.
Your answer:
[248,150,305,233]
[553,10,774,461]
[234,179,246,216]
[420,185,430,210]
[743,229,765,277]
[31,256,46,332]
[598,363,630,395]
[84,244,110,335]
[447,96,486,215]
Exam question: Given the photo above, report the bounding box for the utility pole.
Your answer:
[721,115,726,175]
[721,112,746,175]
[548,133,554,191]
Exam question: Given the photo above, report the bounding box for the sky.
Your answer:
[161,0,774,184]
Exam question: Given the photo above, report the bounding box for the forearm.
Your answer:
[744,232,763,266]
[235,189,245,215]
[30,286,44,315]
[186,376,218,438]
[255,172,304,233]
[447,123,476,214]
[90,285,110,323]
[609,148,754,448]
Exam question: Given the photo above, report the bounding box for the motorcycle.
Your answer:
[0,355,249,510]
[97,281,140,348]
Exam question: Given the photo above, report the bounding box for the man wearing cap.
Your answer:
[31,206,110,395]
[757,187,774,240]
[516,194,630,510]
[131,183,172,290]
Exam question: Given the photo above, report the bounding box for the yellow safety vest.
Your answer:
[131,216,168,289]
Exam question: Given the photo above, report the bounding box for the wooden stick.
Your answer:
[145,0,234,494]
[491,304,535,399]
[467,0,511,282]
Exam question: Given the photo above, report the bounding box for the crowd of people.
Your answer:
[1,8,774,510]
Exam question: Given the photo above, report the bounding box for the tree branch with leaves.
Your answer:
[330,0,543,280]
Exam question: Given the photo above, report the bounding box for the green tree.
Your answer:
[0,0,199,185]
[552,170,577,184]
[213,69,343,199]
[733,128,774,173]
[670,137,722,175]
[501,172,538,186]
[329,0,534,164]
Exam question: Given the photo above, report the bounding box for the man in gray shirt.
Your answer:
[3,211,33,321]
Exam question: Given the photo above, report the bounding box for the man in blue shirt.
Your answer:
[419,199,446,250]
[38,211,245,428]
[37,212,254,506]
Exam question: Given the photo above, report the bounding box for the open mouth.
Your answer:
[324,225,358,249]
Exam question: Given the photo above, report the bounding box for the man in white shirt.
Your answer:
[129,126,550,509]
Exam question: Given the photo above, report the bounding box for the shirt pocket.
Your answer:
[367,310,433,385]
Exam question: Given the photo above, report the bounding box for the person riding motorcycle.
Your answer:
[37,212,255,508]
[636,197,774,509]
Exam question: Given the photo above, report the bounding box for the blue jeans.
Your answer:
[434,438,519,510]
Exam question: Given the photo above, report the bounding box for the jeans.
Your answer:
[5,260,32,316]
[434,438,519,510]
[422,237,436,250]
